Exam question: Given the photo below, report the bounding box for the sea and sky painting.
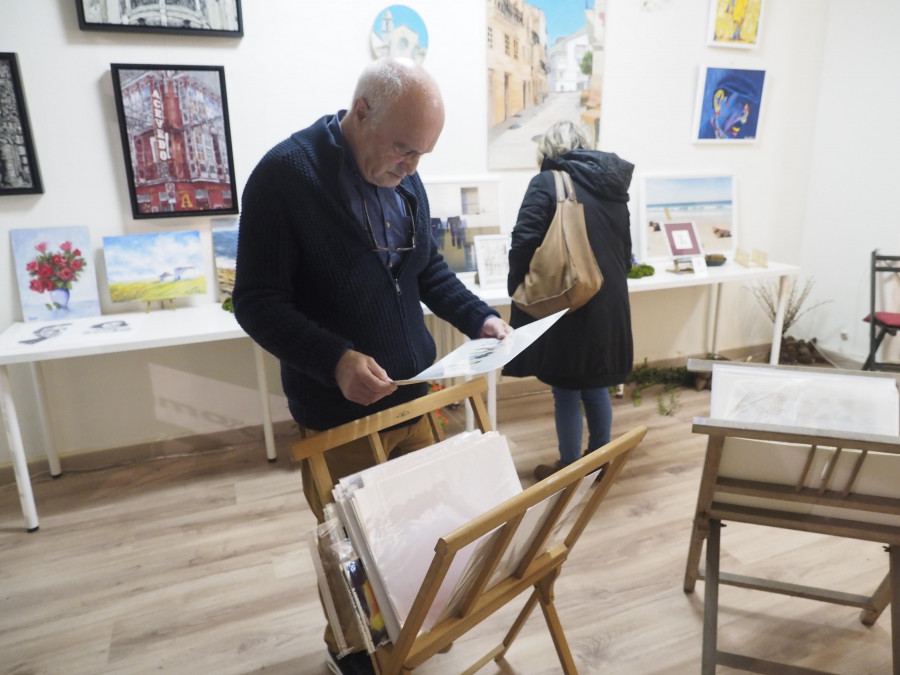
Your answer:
[11,225,101,322]
[211,217,238,301]
[102,230,206,303]
[640,175,736,261]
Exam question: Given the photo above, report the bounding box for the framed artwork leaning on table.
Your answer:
[102,230,207,305]
[10,226,101,322]
[639,174,737,264]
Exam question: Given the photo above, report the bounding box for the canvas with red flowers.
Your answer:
[10,226,101,322]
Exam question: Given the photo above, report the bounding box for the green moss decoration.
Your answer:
[628,264,655,279]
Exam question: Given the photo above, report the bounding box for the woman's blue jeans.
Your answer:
[551,386,612,465]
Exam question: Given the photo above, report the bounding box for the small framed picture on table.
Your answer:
[473,234,511,289]
[663,222,706,275]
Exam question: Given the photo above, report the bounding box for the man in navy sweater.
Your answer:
[233,58,510,674]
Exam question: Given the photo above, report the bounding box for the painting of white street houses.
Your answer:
[488,0,607,169]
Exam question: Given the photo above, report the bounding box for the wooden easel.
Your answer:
[292,377,647,674]
[683,361,900,674]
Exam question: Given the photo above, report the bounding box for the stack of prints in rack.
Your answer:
[330,430,522,643]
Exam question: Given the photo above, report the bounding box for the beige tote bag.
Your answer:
[512,170,604,319]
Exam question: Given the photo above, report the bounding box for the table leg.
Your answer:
[0,365,40,532]
[32,362,61,477]
[252,343,277,462]
[707,283,722,357]
[487,369,497,430]
[770,275,791,365]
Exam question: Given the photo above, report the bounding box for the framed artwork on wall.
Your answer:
[692,66,766,143]
[0,53,43,195]
[10,226,101,322]
[639,174,737,263]
[76,0,243,37]
[487,0,606,169]
[707,0,764,49]
[370,5,428,63]
[102,230,207,304]
[111,63,238,219]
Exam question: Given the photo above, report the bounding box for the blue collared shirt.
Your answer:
[328,112,413,273]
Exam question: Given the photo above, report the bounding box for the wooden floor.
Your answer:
[0,380,893,674]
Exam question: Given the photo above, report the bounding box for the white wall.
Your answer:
[0,0,893,463]
[795,0,900,362]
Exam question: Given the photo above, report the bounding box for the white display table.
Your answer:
[0,304,275,532]
[0,259,798,532]
[467,259,801,360]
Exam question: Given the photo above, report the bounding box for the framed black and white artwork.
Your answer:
[76,0,243,37]
[0,53,43,196]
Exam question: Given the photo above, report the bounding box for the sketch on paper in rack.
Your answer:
[102,230,207,303]
[110,64,238,219]
[76,0,243,36]
[707,0,763,49]
[640,175,736,262]
[370,5,428,63]
[488,0,607,170]
[0,53,42,195]
[211,217,238,301]
[10,226,101,322]
[693,66,766,142]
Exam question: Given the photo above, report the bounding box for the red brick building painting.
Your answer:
[112,65,237,218]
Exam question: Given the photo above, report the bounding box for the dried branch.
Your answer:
[747,278,831,336]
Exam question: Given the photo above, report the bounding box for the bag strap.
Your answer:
[551,170,578,203]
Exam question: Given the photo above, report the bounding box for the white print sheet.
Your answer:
[400,309,566,383]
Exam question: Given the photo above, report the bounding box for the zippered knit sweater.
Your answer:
[233,114,498,430]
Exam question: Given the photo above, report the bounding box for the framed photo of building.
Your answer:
[0,53,43,195]
[110,63,238,219]
[76,0,243,37]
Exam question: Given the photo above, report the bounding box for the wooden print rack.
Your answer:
[291,377,647,674]
[683,360,900,674]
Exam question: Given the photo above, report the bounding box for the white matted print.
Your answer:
[663,222,703,258]
[639,174,736,263]
[473,234,511,289]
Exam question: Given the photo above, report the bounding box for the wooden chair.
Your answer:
[683,360,900,674]
[863,249,900,371]
[292,377,647,674]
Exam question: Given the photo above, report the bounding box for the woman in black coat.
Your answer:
[503,121,635,481]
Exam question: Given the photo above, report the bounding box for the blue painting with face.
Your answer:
[696,67,766,141]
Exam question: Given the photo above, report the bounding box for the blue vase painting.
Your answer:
[10,226,101,322]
